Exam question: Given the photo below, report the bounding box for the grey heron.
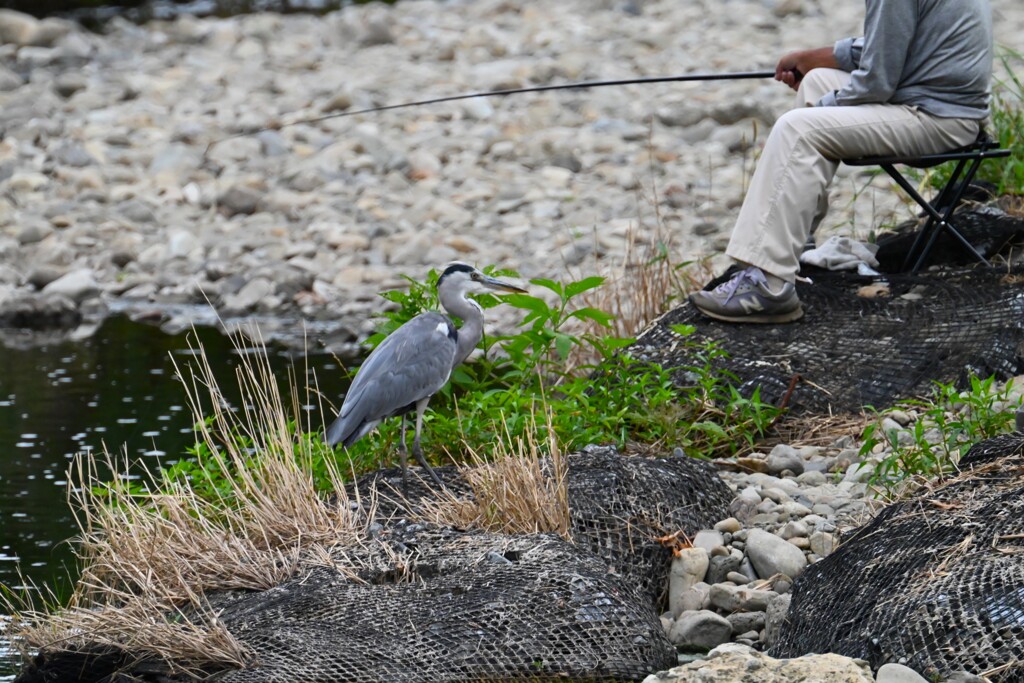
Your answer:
[325,263,527,490]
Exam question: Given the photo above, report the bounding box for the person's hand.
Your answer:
[775,47,839,91]
[775,50,810,90]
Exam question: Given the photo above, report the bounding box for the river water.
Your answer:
[0,317,351,679]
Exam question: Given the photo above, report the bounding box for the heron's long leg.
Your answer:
[413,398,445,489]
[398,415,409,493]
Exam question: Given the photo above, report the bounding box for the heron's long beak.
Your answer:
[481,275,528,294]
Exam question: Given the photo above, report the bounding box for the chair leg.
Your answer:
[886,159,991,272]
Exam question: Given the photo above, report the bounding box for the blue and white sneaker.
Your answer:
[690,266,803,323]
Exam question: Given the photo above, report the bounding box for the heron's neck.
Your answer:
[441,289,484,367]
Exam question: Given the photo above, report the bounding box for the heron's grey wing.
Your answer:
[326,312,457,446]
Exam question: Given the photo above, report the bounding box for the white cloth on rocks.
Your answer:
[800,235,880,274]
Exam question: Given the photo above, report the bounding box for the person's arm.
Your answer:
[775,46,839,90]
[818,0,916,106]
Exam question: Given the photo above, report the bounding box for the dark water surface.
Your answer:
[0,317,350,679]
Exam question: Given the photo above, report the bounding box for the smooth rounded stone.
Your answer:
[41,268,99,302]
[18,223,53,245]
[167,230,201,259]
[27,266,64,290]
[763,593,792,647]
[673,582,711,616]
[691,529,724,555]
[876,663,930,683]
[221,277,275,313]
[729,486,762,521]
[708,583,775,612]
[714,517,742,534]
[844,461,874,484]
[796,470,828,486]
[706,553,741,586]
[760,487,791,504]
[668,547,709,614]
[787,536,810,550]
[642,642,874,683]
[6,171,49,192]
[766,444,805,476]
[746,528,808,580]
[0,9,39,46]
[809,531,836,557]
[779,501,812,518]
[115,199,157,224]
[726,571,751,585]
[726,611,766,636]
[53,72,87,98]
[218,186,262,216]
[811,502,836,517]
[667,610,733,652]
[779,520,809,540]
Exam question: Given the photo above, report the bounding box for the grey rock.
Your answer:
[668,547,709,615]
[257,130,289,157]
[766,444,805,476]
[18,223,53,245]
[726,571,750,585]
[218,186,262,216]
[692,529,724,554]
[41,268,98,302]
[667,610,732,652]
[713,517,742,534]
[0,9,39,46]
[876,663,930,683]
[726,611,765,636]
[27,266,64,289]
[780,520,809,540]
[116,199,157,224]
[809,531,836,557]
[706,553,741,585]
[745,528,807,579]
[53,72,87,98]
[222,277,274,313]
[763,592,792,646]
[51,141,95,167]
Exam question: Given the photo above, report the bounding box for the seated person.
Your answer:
[690,0,993,323]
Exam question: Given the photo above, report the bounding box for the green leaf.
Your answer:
[569,306,615,327]
[564,276,606,299]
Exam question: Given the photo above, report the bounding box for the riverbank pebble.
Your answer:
[1,0,1021,353]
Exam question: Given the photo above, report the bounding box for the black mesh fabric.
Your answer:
[771,432,1024,680]
[357,447,734,608]
[634,266,1024,415]
[212,523,677,683]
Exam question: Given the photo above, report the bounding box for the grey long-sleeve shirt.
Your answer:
[818,0,992,119]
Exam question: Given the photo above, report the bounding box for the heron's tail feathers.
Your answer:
[325,414,374,449]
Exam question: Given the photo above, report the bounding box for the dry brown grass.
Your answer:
[4,329,370,672]
[420,412,571,540]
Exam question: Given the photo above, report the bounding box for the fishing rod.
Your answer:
[205,69,776,154]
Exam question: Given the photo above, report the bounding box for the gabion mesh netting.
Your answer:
[356,446,734,608]
[771,432,1024,680]
[633,208,1024,416]
[16,449,727,683]
[210,523,677,683]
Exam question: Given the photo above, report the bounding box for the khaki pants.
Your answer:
[725,68,981,282]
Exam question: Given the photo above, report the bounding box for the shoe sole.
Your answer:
[693,303,804,324]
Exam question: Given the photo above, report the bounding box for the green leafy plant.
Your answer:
[863,374,1022,495]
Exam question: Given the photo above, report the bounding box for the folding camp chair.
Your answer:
[843,132,1011,273]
